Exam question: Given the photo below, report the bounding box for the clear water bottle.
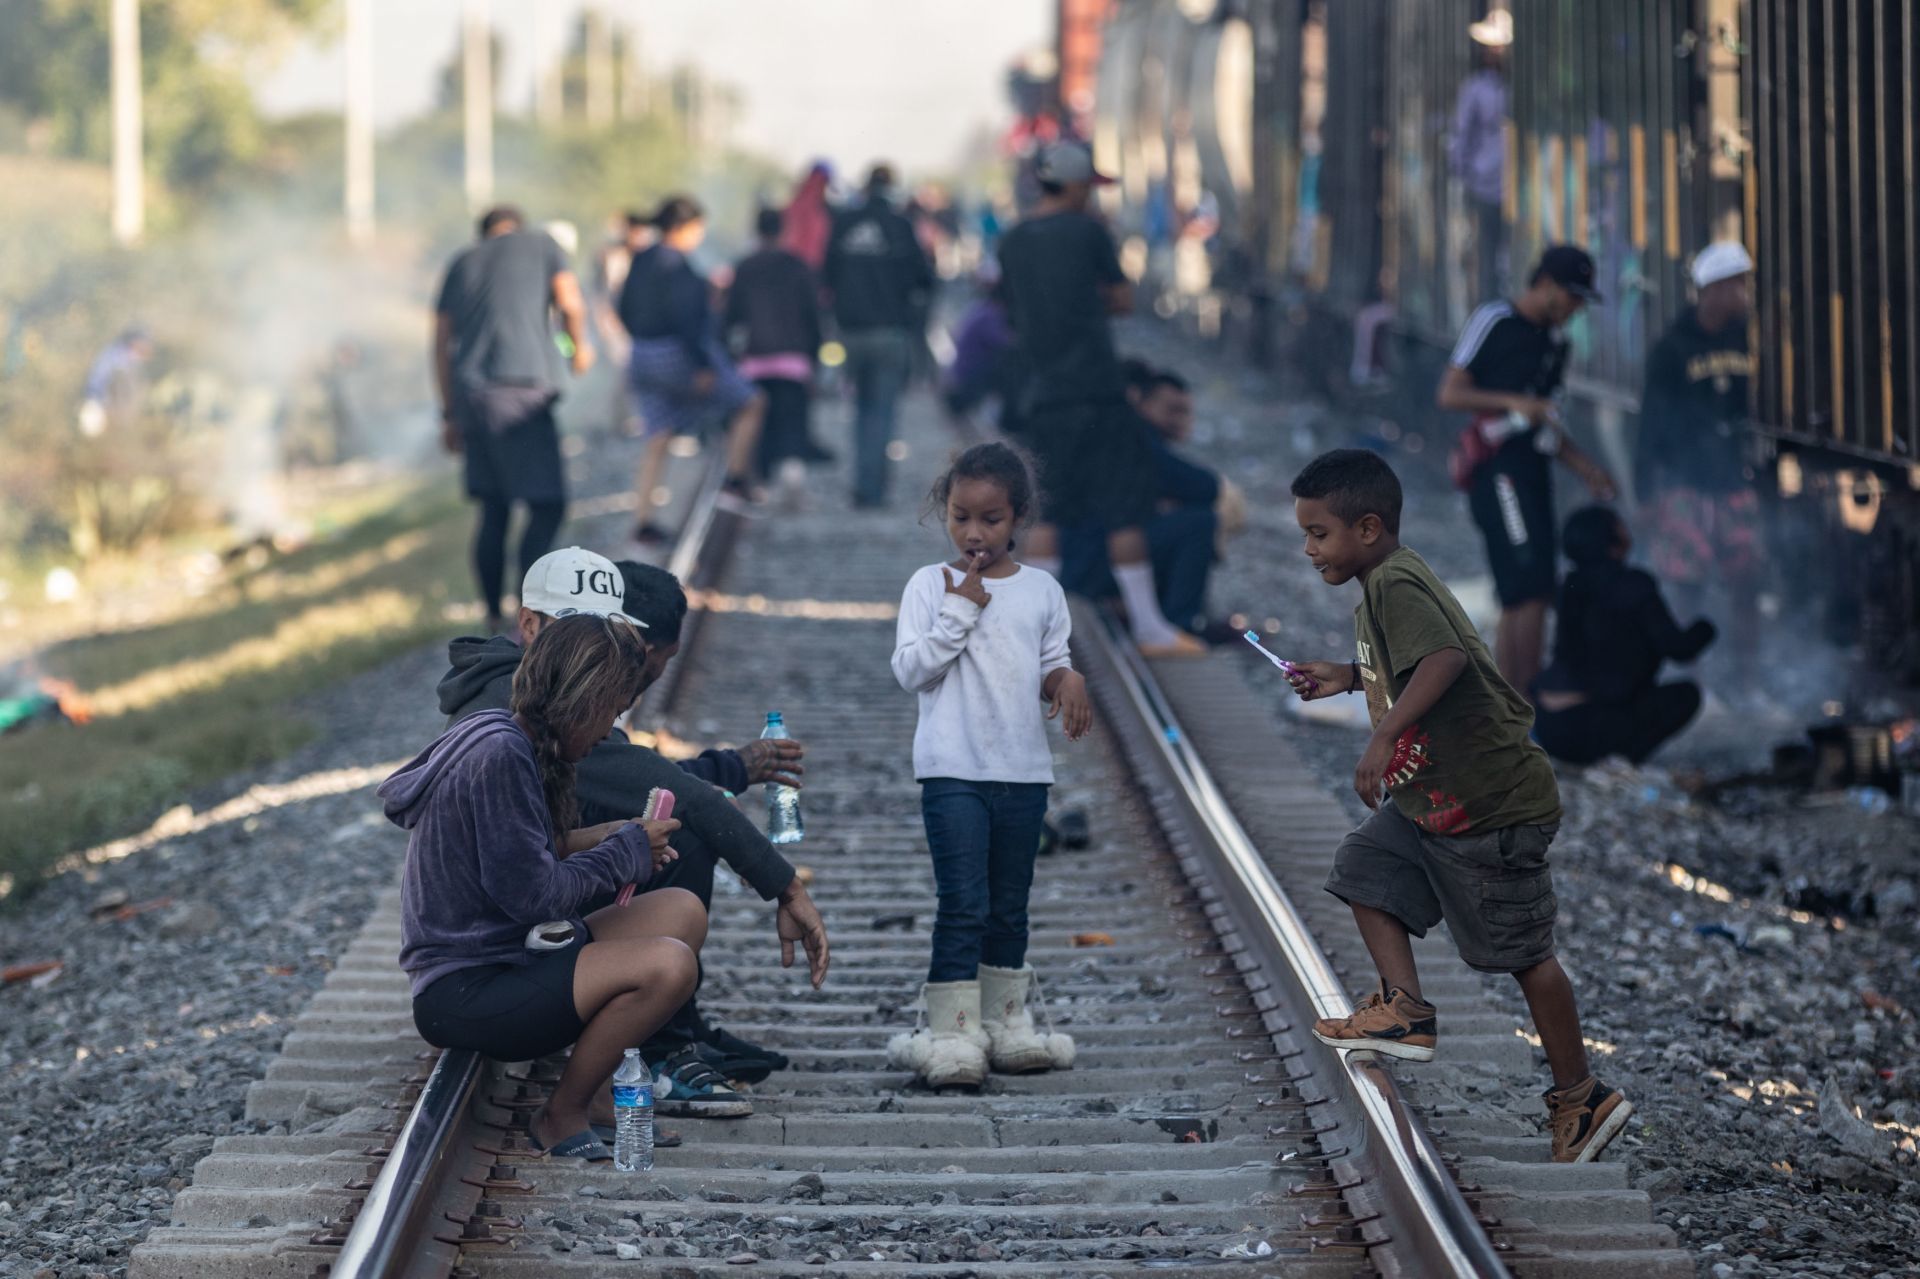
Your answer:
[611,1048,653,1172]
[763,711,803,844]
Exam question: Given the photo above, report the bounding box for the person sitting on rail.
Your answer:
[435,547,830,1123]
[1281,448,1633,1165]
[1531,505,1716,766]
[1058,359,1245,644]
[385,610,690,1161]
[888,443,1091,1089]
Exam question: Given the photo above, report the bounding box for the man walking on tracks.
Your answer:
[1283,448,1632,1165]
[996,140,1204,656]
[434,205,594,631]
[825,163,934,509]
[1437,244,1616,696]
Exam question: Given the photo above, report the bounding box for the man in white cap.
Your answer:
[1635,241,1759,674]
[995,139,1205,656]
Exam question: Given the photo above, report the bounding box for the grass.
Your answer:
[0,477,474,899]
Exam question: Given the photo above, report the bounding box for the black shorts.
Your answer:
[455,381,567,504]
[1467,458,1556,606]
[412,926,589,1062]
[1025,401,1158,530]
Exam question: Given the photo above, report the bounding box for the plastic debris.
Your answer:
[2,960,62,986]
[1220,1239,1274,1259]
[1071,932,1116,947]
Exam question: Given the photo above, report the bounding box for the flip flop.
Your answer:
[591,1123,683,1148]
[531,1127,612,1161]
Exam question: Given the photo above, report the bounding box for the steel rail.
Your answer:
[1079,605,1510,1279]
[328,450,735,1279]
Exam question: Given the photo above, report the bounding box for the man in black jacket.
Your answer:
[825,163,933,508]
[436,547,829,1118]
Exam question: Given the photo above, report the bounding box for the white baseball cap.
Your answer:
[1692,241,1754,289]
[520,546,646,626]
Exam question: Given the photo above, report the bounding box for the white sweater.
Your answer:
[891,562,1074,784]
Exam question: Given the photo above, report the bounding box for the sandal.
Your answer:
[591,1122,683,1148]
[531,1126,612,1161]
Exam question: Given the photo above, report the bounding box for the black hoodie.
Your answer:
[435,635,795,900]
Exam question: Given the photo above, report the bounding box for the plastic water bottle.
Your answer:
[611,1048,653,1172]
[763,711,804,844]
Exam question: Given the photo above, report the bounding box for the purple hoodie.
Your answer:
[380,708,654,996]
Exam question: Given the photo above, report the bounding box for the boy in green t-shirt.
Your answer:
[1282,448,1630,1164]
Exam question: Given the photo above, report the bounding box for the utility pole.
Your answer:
[110,0,143,246]
[343,0,374,244]
[618,24,645,120]
[586,8,614,129]
[533,7,561,126]
[462,0,494,210]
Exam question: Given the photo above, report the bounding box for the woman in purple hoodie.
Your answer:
[381,613,699,1160]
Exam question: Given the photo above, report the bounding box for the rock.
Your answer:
[1818,1075,1884,1160]
[725,1253,760,1265]
[155,900,222,939]
[614,1242,642,1260]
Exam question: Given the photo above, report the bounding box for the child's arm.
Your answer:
[891,568,986,693]
[1037,582,1091,740]
[1353,648,1468,807]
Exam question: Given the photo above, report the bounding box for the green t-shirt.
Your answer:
[1353,547,1561,835]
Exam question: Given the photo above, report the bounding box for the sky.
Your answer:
[253,0,1052,175]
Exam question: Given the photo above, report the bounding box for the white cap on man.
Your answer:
[520,546,646,626]
[1691,241,1754,289]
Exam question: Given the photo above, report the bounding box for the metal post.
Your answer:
[462,0,494,211]
[533,7,561,125]
[618,25,645,120]
[586,8,614,129]
[344,0,375,245]
[110,0,143,246]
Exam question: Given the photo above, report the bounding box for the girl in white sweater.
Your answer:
[888,443,1091,1088]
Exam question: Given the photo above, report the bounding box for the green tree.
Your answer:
[0,0,332,193]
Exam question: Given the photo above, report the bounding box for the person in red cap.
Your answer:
[1438,244,1616,696]
[995,140,1205,657]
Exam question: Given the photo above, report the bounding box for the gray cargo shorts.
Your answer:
[1325,803,1559,974]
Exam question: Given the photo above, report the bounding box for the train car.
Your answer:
[1094,0,1920,679]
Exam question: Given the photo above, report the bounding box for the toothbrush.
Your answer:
[1242,630,1320,694]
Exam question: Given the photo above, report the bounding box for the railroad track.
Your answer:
[133,396,1692,1279]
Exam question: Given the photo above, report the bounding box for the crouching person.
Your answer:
[384,610,702,1161]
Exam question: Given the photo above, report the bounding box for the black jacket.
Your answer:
[1637,308,1753,496]
[435,635,793,900]
[617,245,713,366]
[726,246,823,359]
[823,200,932,332]
[1535,562,1715,704]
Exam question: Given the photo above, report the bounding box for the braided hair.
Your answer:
[509,614,651,838]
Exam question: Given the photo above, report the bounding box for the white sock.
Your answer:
[1025,554,1061,578]
[1113,561,1180,645]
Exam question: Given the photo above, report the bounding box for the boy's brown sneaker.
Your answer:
[1311,987,1437,1061]
[1544,1075,1633,1163]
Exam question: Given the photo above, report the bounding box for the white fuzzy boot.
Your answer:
[885,980,989,1088]
[978,963,1076,1073]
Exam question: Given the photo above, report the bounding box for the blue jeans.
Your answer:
[1058,503,1218,630]
[919,778,1051,982]
[842,328,914,505]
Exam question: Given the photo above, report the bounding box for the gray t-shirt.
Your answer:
[435,229,570,389]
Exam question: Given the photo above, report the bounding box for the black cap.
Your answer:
[1533,244,1602,302]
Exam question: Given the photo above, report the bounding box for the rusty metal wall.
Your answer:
[1750,0,1918,463]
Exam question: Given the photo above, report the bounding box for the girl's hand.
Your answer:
[1286,660,1353,701]
[1047,671,1093,740]
[941,563,991,609]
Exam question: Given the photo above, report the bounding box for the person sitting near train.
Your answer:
[386,610,692,1161]
[434,547,830,1122]
[1058,360,1242,643]
[1531,506,1716,766]
[939,264,1021,440]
